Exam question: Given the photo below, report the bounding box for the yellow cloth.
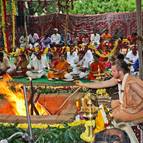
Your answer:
[94,110,105,133]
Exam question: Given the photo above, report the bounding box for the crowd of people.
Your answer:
[0,28,141,81]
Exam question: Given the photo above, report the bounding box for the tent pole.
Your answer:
[24,2,29,47]
[136,0,143,79]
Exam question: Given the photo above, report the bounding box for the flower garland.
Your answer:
[88,41,118,58]
[1,0,8,52]
[12,0,16,50]
[1,120,86,129]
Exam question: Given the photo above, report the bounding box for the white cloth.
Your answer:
[67,51,74,66]
[0,57,10,71]
[51,33,61,44]
[79,71,89,79]
[19,35,26,45]
[67,51,79,67]
[78,49,94,68]
[41,37,51,48]
[72,51,79,64]
[118,73,129,104]
[26,56,46,79]
[33,33,39,42]
[90,33,100,45]
[125,51,138,73]
[41,54,49,69]
[28,34,34,44]
[27,55,44,71]
[0,56,16,73]
[28,33,39,44]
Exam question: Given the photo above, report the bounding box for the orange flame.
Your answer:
[0,74,48,116]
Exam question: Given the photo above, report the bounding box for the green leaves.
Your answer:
[69,0,138,14]
[0,124,84,143]
[0,0,141,15]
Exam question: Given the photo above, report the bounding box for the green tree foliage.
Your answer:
[27,1,57,15]
[0,0,143,16]
[69,0,143,14]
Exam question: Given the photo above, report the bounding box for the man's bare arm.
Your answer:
[76,78,118,89]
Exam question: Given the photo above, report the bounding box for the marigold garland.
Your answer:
[12,0,16,49]
[88,41,118,58]
[1,0,8,52]
[0,120,86,129]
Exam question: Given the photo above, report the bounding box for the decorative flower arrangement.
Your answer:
[95,88,109,96]
[88,41,118,58]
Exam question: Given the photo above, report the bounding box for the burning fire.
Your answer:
[0,74,48,116]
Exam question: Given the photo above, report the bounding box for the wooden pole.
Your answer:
[23,85,33,143]
[136,0,143,79]
[64,13,69,46]
[24,2,29,47]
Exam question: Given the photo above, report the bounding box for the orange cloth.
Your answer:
[101,33,112,40]
[112,75,143,122]
[48,60,70,79]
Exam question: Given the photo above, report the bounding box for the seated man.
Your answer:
[124,44,138,74]
[26,53,46,79]
[15,52,29,76]
[88,55,105,80]
[0,52,16,76]
[50,28,61,46]
[101,29,112,42]
[90,29,100,46]
[47,55,71,80]
[132,51,143,75]
[76,59,143,122]
[78,47,94,79]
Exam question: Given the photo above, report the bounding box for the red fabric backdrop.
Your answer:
[26,12,143,37]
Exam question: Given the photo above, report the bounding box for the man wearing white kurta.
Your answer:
[65,50,80,80]
[78,49,94,78]
[124,45,138,74]
[51,28,61,45]
[90,30,100,46]
[26,54,46,79]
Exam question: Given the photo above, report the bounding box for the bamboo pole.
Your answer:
[55,87,81,114]
[24,2,29,47]
[136,0,143,79]
[23,85,33,143]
